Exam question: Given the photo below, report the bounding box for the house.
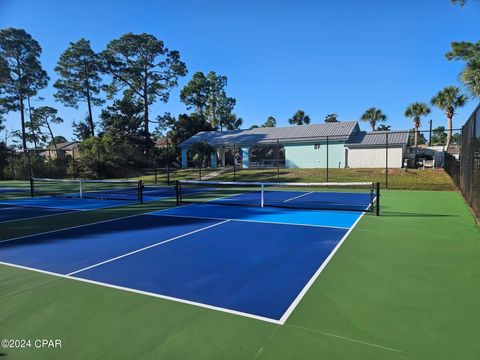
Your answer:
[44,141,81,160]
[178,121,410,169]
[345,131,410,168]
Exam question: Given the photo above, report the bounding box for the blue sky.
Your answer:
[0,0,479,142]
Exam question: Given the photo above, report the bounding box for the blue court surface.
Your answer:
[0,185,178,223]
[209,189,373,212]
[0,203,77,223]
[0,197,133,223]
[0,203,364,323]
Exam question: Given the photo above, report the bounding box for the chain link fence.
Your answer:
[443,104,480,221]
[1,125,467,193]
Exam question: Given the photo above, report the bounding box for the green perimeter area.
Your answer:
[0,186,479,359]
[0,168,455,192]
[208,168,455,191]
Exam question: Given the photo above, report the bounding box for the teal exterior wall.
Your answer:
[181,148,187,169]
[284,142,346,168]
[210,152,217,168]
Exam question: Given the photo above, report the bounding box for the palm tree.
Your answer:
[223,114,243,130]
[190,140,215,179]
[404,102,431,148]
[360,107,387,131]
[324,113,338,123]
[288,110,311,125]
[431,86,468,150]
[376,124,391,131]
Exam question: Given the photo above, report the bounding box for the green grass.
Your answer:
[135,168,218,185]
[210,168,455,191]
[0,184,479,359]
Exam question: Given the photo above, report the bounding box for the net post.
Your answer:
[375,182,380,216]
[260,183,264,207]
[79,180,83,199]
[138,180,144,204]
[175,180,180,206]
[30,177,34,198]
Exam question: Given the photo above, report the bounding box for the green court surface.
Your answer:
[0,189,479,359]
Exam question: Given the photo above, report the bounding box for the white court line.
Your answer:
[286,324,407,354]
[277,209,368,325]
[0,209,80,225]
[283,191,314,203]
[67,220,230,276]
[0,203,195,244]
[0,261,281,325]
[0,200,87,212]
[145,212,350,230]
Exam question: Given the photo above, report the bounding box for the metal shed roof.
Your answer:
[346,131,410,148]
[179,121,359,148]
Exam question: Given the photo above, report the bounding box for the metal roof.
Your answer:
[179,121,359,148]
[46,141,79,150]
[346,131,410,148]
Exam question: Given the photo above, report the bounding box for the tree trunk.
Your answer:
[46,120,58,158]
[26,96,37,149]
[143,74,150,138]
[85,87,95,137]
[143,93,149,134]
[445,114,453,152]
[20,94,27,151]
[19,94,32,177]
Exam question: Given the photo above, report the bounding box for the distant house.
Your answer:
[44,141,81,160]
[155,138,169,148]
[178,121,410,169]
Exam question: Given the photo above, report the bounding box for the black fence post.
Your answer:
[376,182,380,216]
[276,138,280,182]
[72,150,76,180]
[166,137,170,185]
[326,136,329,182]
[233,140,236,182]
[26,150,32,180]
[385,132,389,189]
[428,119,432,146]
[138,180,144,204]
[175,180,181,205]
[30,177,34,198]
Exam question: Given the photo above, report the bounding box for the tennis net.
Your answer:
[176,180,380,214]
[30,178,144,203]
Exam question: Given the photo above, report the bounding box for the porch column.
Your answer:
[181,148,188,169]
[241,147,250,168]
[218,148,226,167]
[210,151,217,168]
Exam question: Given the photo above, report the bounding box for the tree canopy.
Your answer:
[360,107,387,131]
[405,102,430,147]
[446,41,480,98]
[101,33,187,141]
[288,110,310,125]
[180,71,236,131]
[54,38,104,136]
[324,114,338,123]
[431,86,467,148]
[0,28,49,150]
